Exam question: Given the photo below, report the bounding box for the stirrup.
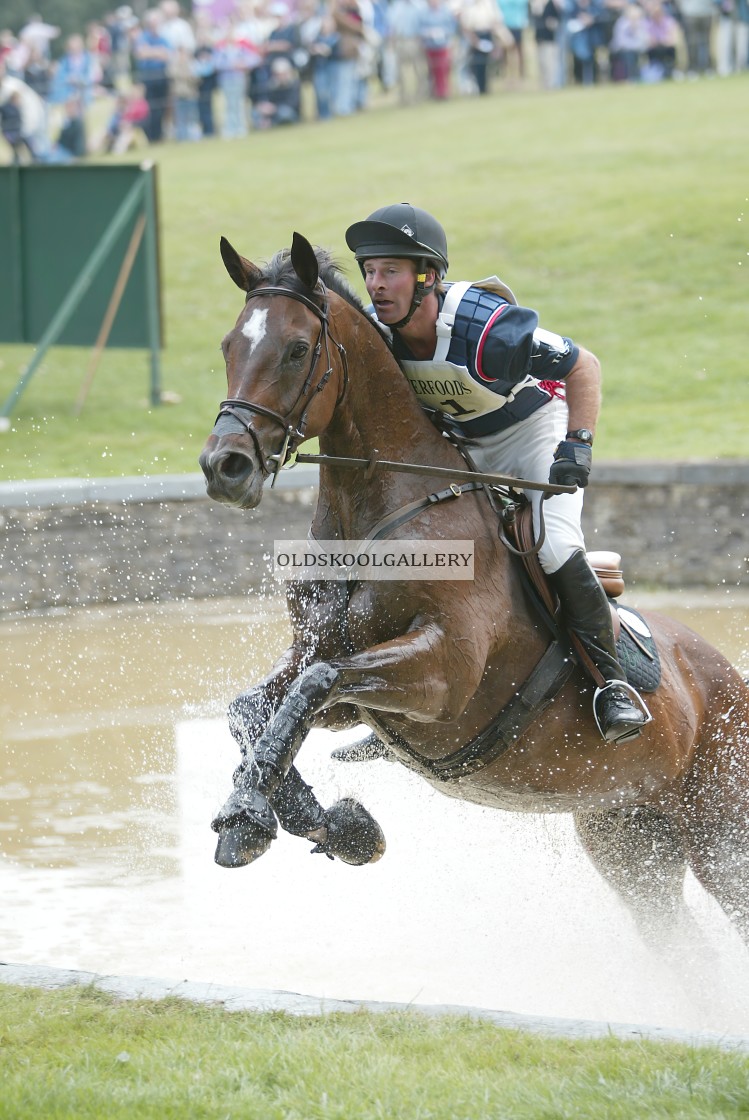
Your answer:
[593,679,653,743]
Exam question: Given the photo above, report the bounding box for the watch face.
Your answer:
[569,429,593,444]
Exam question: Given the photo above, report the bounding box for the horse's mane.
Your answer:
[264,246,385,336]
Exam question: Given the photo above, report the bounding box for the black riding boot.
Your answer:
[550,549,648,743]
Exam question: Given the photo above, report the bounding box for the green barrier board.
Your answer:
[0,162,161,346]
[0,162,162,416]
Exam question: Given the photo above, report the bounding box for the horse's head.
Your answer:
[199,233,346,508]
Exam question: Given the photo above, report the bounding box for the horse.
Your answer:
[199,231,749,954]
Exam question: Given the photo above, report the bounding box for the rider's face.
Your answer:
[363,258,418,324]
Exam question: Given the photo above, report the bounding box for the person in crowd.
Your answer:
[48,33,100,155]
[386,0,428,105]
[329,0,368,114]
[132,9,171,141]
[459,0,512,94]
[194,31,218,135]
[160,0,197,52]
[715,0,749,73]
[0,60,47,157]
[21,43,51,156]
[50,33,101,107]
[344,202,650,744]
[565,0,606,83]
[250,54,301,126]
[642,0,680,78]
[48,95,88,161]
[418,0,457,98]
[22,42,51,100]
[354,0,381,112]
[265,2,307,67]
[609,2,650,78]
[95,83,149,152]
[0,89,36,162]
[531,0,565,87]
[168,43,200,138]
[86,20,114,90]
[18,13,60,61]
[675,0,715,73]
[215,23,256,138]
[299,0,339,119]
[106,6,139,84]
[498,0,530,81]
[0,31,22,75]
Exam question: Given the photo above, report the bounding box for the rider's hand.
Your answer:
[549,440,592,488]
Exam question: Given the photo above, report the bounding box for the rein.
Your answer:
[294,452,577,497]
[216,283,349,485]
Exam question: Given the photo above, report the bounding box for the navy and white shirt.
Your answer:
[382,283,579,439]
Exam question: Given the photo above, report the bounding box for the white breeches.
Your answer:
[462,398,586,574]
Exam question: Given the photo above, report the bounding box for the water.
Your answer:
[2,593,749,1033]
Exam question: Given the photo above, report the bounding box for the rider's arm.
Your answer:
[562,346,602,438]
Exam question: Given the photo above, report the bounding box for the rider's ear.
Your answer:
[220,236,263,292]
[290,231,319,292]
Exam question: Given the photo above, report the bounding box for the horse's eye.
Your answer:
[290,342,309,362]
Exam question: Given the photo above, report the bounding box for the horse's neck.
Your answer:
[316,318,464,537]
[323,320,458,466]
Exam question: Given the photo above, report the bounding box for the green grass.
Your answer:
[1,985,749,1119]
[0,76,747,481]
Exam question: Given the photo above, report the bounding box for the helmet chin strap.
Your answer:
[390,258,437,330]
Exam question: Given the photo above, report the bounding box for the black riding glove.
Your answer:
[549,440,592,488]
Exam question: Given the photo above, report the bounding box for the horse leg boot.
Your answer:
[212,663,340,866]
[273,771,386,866]
[550,550,649,743]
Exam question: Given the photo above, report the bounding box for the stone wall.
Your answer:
[1,462,747,616]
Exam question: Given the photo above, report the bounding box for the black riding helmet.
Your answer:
[345,203,449,328]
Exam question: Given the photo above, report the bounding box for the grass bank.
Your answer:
[0,76,747,481]
[2,985,748,1119]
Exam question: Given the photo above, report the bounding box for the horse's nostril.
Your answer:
[219,451,254,481]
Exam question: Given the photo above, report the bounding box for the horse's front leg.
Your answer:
[213,663,386,868]
[216,678,330,863]
[330,620,484,723]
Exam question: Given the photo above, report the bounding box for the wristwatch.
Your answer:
[566,428,594,446]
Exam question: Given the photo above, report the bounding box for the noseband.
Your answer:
[216,283,349,485]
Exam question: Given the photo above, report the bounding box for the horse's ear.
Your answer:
[220,236,263,292]
[290,232,319,292]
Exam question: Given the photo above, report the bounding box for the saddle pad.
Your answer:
[614,605,662,693]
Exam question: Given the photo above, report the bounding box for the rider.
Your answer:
[344,202,648,743]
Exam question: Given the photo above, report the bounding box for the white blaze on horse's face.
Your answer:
[241,308,269,354]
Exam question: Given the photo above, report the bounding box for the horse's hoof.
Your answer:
[311,798,386,865]
[211,785,278,835]
[331,733,393,764]
[211,786,277,868]
[214,819,274,868]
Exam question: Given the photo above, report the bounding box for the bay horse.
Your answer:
[199,232,749,952]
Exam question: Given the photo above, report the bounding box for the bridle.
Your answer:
[215,282,349,485]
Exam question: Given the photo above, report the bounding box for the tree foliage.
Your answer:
[2,1,164,48]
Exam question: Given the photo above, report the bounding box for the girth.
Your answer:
[361,642,574,783]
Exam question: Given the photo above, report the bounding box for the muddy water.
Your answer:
[2,593,749,1032]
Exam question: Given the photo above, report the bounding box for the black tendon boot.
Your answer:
[550,550,649,743]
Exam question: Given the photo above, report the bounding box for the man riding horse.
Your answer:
[344,202,648,743]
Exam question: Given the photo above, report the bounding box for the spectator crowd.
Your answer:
[1,0,747,162]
